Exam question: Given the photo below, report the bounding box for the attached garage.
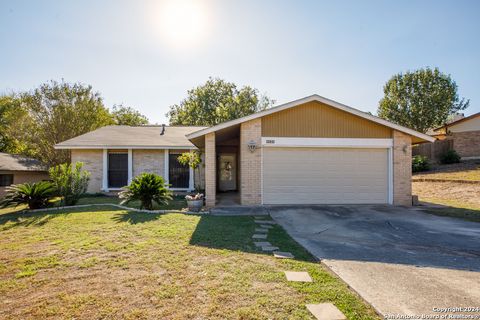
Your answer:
[262,147,390,205]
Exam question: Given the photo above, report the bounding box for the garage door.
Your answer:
[262,147,389,204]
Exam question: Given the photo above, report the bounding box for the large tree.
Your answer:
[377,67,469,133]
[167,78,274,126]
[111,104,149,126]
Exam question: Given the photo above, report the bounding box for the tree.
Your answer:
[119,173,172,210]
[377,67,469,133]
[111,104,149,126]
[9,80,114,165]
[167,77,274,126]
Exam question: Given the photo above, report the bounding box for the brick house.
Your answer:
[432,112,480,159]
[56,95,434,207]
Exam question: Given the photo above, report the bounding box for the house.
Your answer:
[55,95,434,207]
[431,112,480,159]
[0,152,50,197]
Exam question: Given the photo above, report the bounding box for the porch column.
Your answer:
[127,148,133,185]
[164,149,169,186]
[205,132,216,207]
[393,130,412,206]
[102,148,108,192]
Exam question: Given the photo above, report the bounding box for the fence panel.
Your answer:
[412,139,453,163]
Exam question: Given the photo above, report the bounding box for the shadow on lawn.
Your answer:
[189,215,314,262]
[112,211,163,224]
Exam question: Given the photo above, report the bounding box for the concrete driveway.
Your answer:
[268,205,480,317]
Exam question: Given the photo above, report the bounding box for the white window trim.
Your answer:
[102,148,108,192]
[261,137,393,148]
[127,149,133,185]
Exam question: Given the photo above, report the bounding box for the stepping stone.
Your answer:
[255,228,269,233]
[254,241,271,247]
[252,234,267,239]
[260,225,274,229]
[254,220,276,225]
[306,303,346,320]
[261,246,279,251]
[284,271,313,282]
[273,251,294,259]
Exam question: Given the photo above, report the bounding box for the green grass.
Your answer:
[421,198,480,223]
[0,207,379,319]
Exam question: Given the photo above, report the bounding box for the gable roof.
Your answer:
[433,112,480,132]
[0,153,48,172]
[55,125,207,149]
[186,94,435,142]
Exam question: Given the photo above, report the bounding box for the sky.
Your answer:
[1,0,479,124]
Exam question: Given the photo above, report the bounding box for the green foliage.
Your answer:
[378,67,469,133]
[49,162,90,206]
[0,181,56,210]
[119,173,172,210]
[177,151,201,169]
[167,77,274,126]
[440,149,461,164]
[412,155,430,173]
[111,104,149,126]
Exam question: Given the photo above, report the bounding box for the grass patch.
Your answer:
[0,207,379,319]
[421,197,480,223]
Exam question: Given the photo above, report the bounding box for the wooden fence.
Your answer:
[412,139,453,163]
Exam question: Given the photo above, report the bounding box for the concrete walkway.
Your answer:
[269,205,480,317]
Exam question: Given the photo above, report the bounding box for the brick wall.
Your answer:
[240,118,262,205]
[133,150,165,178]
[452,131,480,158]
[0,170,49,198]
[393,130,412,206]
[71,149,103,193]
[205,133,216,207]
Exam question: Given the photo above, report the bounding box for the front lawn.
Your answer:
[0,206,378,319]
[413,160,480,181]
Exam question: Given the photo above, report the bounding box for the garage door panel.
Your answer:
[262,147,388,204]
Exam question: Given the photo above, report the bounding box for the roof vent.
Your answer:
[160,124,166,135]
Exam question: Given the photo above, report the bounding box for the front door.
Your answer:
[219,154,237,191]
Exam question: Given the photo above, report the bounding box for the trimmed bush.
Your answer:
[412,155,430,172]
[119,173,172,210]
[440,149,461,164]
[0,181,56,210]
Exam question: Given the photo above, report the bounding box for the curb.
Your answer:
[25,203,209,215]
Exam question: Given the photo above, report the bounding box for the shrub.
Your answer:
[49,162,90,206]
[440,149,461,164]
[0,181,56,210]
[412,155,430,172]
[119,173,172,210]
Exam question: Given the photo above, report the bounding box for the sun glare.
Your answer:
[152,0,210,49]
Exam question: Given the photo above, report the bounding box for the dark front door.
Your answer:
[108,153,128,188]
[169,154,189,188]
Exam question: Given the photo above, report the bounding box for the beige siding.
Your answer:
[262,148,388,204]
[133,149,165,178]
[0,171,50,198]
[262,101,392,138]
[71,149,103,193]
[449,116,480,132]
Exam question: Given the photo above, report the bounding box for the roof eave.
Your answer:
[54,145,198,150]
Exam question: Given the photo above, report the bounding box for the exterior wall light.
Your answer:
[247,140,257,153]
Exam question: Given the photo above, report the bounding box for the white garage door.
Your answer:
[262,147,389,204]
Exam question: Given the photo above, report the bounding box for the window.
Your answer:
[108,152,128,188]
[0,174,14,187]
[169,153,189,188]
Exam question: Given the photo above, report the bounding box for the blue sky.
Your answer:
[1,0,479,124]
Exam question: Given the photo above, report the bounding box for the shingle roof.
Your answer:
[0,153,48,171]
[55,125,207,149]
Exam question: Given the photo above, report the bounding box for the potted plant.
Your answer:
[185,193,204,212]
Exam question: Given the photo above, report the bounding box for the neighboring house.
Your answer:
[432,112,480,159]
[0,152,50,197]
[56,94,434,207]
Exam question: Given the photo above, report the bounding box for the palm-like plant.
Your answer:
[119,173,172,210]
[0,181,57,210]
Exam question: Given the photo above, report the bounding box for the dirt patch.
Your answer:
[414,160,480,181]
[413,181,480,208]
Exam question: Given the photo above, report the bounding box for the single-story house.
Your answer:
[0,152,50,197]
[431,112,480,159]
[55,94,434,207]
